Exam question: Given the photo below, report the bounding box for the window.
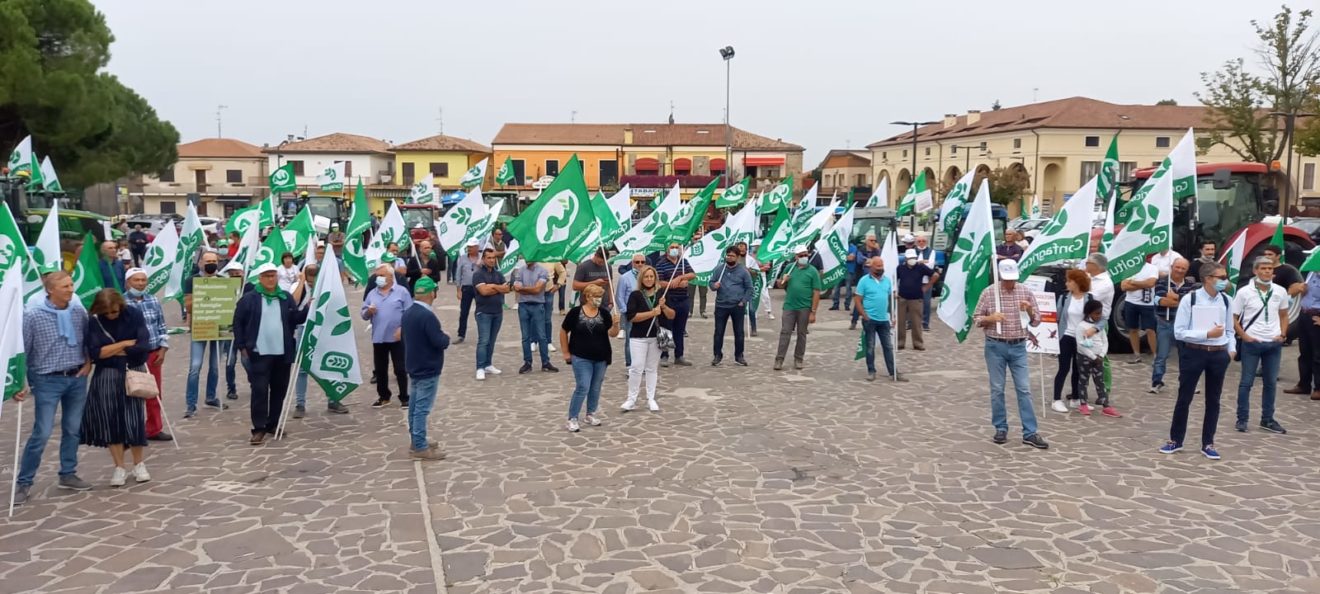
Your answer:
[979,141,987,151]
[342,161,352,178]
[760,167,779,179]
[1155,136,1171,148]
[882,152,887,160]
[1304,163,1316,190]
[429,162,448,177]
[289,160,304,176]
[1080,161,1100,185]
[401,162,415,186]
[1084,136,1100,147]
[158,167,175,182]
[1120,161,1138,182]
[1013,138,1022,149]
[855,173,867,187]
[950,145,958,155]
[511,159,525,186]
[158,201,177,214]
[546,159,560,177]
[902,149,908,158]
[226,169,242,184]
[924,147,931,156]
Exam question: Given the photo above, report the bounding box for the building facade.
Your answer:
[817,150,872,203]
[263,132,395,213]
[133,138,269,217]
[390,134,491,191]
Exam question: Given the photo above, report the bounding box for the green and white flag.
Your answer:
[409,172,437,205]
[506,154,593,262]
[568,192,625,263]
[1105,154,1174,283]
[282,206,317,261]
[31,201,62,275]
[459,157,488,190]
[1299,245,1320,273]
[298,251,361,402]
[496,156,516,186]
[605,185,635,235]
[7,135,36,179]
[865,177,888,209]
[1120,129,1196,224]
[1018,176,1098,278]
[937,171,976,238]
[758,176,794,215]
[343,179,372,283]
[1029,195,1041,218]
[690,196,761,286]
[269,162,297,194]
[0,264,26,400]
[220,221,261,276]
[244,225,287,285]
[1100,185,1117,251]
[1222,230,1247,291]
[364,200,405,273]
[715,177,750,209]
[72,232,103,307]
[166,203,207,302]
[497,240,521,275]
[317,162,346,192]
[814,204,856,289]
[471,197,505,245]
[39,157,61,192]
[755,206,794,263]
[671,178,719,245]
[937,178,996,342]
[1097,134,1120,205]
[0,204,42,301]
[437,187,489,258]
[788,197,838,248]
[143,221,179,294]
[613,182,685,262]
[224,200,274,238]
[896,170,931,216]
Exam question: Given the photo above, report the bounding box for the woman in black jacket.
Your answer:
[83,289,153,487]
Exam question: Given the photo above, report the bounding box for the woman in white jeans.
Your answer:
[623,265,674,411]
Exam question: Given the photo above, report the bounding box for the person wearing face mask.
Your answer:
[512,256,559,374]
[710,246,753,366]
[895,249,938,351]
[615,255,646,367]
[773,246,822,371]
[560,284,620,432]
[400,277,450,459]
[123,268,172,442]
[183,250,229,417]
[653,243,696,366]
[1164,263,1235,460]
[1231,256,1290,435]
[1075,299,1118,417]
[362,263,414,408]
[290,263,348,418]
[624,265,673,412]
[854,256,903,382]
[232,264,308,445]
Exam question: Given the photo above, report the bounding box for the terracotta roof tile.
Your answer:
[493,123,803,151]
[391,134,491,153]
[177,138,264,159]
[266,132,392,154]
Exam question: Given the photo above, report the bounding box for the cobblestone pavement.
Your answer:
[2,292,1320,593]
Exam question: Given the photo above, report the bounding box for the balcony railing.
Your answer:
[620,174,726,190]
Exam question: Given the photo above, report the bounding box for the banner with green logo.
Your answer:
[298,252,361,402]
[72,232,103,307]
[758,176,794,215]
[269,163,296,194]
[506,154,593,263]
[937,179,996,342]
[1017,176,1098,278]
[715,177,750,209]
[1105,160,1174,283]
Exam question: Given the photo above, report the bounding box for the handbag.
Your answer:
[96,317,159,400]
[656,326,676,351]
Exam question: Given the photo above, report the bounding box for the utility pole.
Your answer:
[720,45,735,187]
[216,105,228,138]
[890,120,939,232]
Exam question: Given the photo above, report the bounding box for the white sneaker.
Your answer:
[1148,383,1163,394]
[110,467,127,487]
[1068,399,1079,409]
[549,344,558,352]
[484,366,502,375]
[621,399,637,411]
[1051,400,1068,413]
[476,369,486,381]
[132,463,151,483]
[584,413,602,426]
[768,313,775,320]
[567,419,580,432]
[648,399,660,412]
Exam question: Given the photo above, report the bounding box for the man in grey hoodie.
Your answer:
[710,246,754,366]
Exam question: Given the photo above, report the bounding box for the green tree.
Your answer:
[0,0,178,187]
[1196,5,1320,164]
[1155,99,1179,106]
[986,165,1030,206]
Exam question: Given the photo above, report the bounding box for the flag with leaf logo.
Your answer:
[143,222,179,294]
[788,197,839,248]
[318,162,346,191]
[937,171,975,238]
[606,185,634,231]
[758,176,794,215]
[39,157,61,192]
[865,177,888,209]
[671,178,719,245]
[364,200,405,273]
[814,204,856,289]
[497,240,521,275]
[755,206,794,263]
[343,179,372,283]
[937,178,996,342]
[1105,156,1174,283]
[896,170,932,216]
[1018,176,1098,278]
[298,251,360,402]
[568,192,625,263]
[225,199,275,237]
[437,187,489,258]
[269,163,297,194]
[0,204,42,301]
[506,155,593,262]
[496,156,516,186]
[1221,231,1247,291]
[1097,134,1120,205]
[244,225,288,284]
[460,157,489,189]
[410,173,437,205]
[72,232,103,307]
[0,264,25,400]
[690,196,761,286]
[32,201,62,275]
[715,177,750,209]
[7,135,37,180]
[614,183,686,262]
[167,203,207,302]
[282,206,317,261]
[1119,129,1196,225]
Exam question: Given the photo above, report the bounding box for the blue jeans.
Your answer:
[568,357,607,419]
[518,302,550,366]
[407,374,439,451]
[542,299,554,350]
[476,311,502,369]
[713,304,745,359]
[1152,317,1180,386]
[984,339,1039,436]
[1236,340,1282,424]
[833,276,854,309]
[862,319,895,375]
[17,373,88,486]
[224,340,250,393]
[458,286,475,339]
[186,340,222,410]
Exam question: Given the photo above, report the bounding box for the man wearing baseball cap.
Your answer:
[773,246,822,370]
[972,259,1049,449]
[896,248,938,351]
[401,277,449,460]
[232,263,307,445]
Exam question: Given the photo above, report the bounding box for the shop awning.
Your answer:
[710,158,726,171]
[635,157,660,171]
[745,156,785,166]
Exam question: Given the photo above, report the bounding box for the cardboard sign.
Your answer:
[191,276,242,341]
[1026,290,1060,355]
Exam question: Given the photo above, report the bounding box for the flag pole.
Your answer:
[890,291,898,381]
[274,283,311,441]
[157,390,180,450]
[9,401,21,517]
[1039,353,1047,414]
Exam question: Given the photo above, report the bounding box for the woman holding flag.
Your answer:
[623,265,673,412]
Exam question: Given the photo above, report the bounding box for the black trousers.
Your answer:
[373,341,408,402]
[249,354,292,434]
[1053,335,1081,401]
[1297,311,1320,391]
[1170,348,1229,447]
[458,286,475,339]
[713,305,745,359]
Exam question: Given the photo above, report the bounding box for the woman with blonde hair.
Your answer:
[623,265,673,412]
[82,288,153,486]
[560,283,620,432]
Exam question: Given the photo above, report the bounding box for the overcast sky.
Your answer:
[95,0,1277,166]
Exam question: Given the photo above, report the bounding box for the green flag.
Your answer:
[72,232,103,307]
[758,176,793,215]
[343,179,372,283]
[247,226,290,284]
[1097,134,1120,205]
[672,178,719,245]
[269,163,297,194]
[714,177,750,209]
[225,203,263,237]
[896,171,931,217]
[1300,246,1320,273]
[505,154,593,262]
[496,156,515,186]
[755,207,794,263]
[299,251,361,402]
[0,264,25,400]
[283,206,317,260]
[937,179,996,342]
[0,203,41,299]
[568,192,624,263]
[1270,219,1285,251]
[854,329,867,361]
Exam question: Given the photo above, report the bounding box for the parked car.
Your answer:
[1290,217,1320,245]
[198,216,221,236]
[1010,217,1051,241]
[125,213,183,235]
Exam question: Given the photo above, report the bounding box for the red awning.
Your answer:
[710,158,726,171]
[635,157,660,172]
[745,156,784,166]
[674,158,692,172]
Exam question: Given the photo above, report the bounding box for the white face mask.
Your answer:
[797,256,809,266]
[668,248,680,258]
[906,259,916,267]
[590,297,602,308]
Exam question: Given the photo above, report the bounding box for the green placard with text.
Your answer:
[191,277,242,341]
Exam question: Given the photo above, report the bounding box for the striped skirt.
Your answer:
[80,365,148,448]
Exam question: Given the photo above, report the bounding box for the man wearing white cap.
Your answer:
[773,246,822,370]
[232,263,307,445]
[123,268,171,442]
[896,248,938,350]
[972,259,1049,449]
[455,238,482,343]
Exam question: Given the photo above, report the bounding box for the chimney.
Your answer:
[623,128,633,144]
[943,114,957,129]
[967,110,982,125]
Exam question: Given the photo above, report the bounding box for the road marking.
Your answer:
[414,460,448,593]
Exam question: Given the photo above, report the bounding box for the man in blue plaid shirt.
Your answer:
[125,268,172,441]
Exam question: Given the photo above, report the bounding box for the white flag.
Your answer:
[7,135,34,177]
[606,185,635,231]
[142,221,179,295]
[39,156,62,192]
[937,179,997,342]
[788,198,839,247]
[1105,155,1174,283]
[1018,176,1098,278]
[690,196,761,284]
[32,201,62,275]
[299,251,361,401]
[410,172,437,205]
[0,264,25,400]
[437,188,490,258]
[880,230,899,291]
[166,202,207,301]
[219,223,260,275]
[459,157,489,189]
[865,178,888,209]
[1222,231,1247,291]
[317,162,347,191]
[814,204,856,289]
[613,183,685,261]
[364,201,405,272]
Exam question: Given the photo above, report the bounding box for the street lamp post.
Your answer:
[719,46,735,191]
[890,120,939,231]
[952,144,971,173]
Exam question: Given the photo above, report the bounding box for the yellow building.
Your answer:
[133,138,268,218]
[390,134,491,190]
